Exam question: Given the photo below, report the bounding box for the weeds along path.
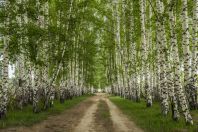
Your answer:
[2,93,143,132]
[2,97,95,132]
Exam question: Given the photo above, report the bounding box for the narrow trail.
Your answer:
[105,98,143,132]
[73,97,99,132]
[2,93,143,132]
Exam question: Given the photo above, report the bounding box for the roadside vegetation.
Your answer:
[0,95,90,128]
[110,96,198,132]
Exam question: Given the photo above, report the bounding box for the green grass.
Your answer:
[97,100,111,119]
[0,95,91,128]
[95,100,113,132]
[110,96,198,132]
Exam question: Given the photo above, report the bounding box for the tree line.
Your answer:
[105,0,197,125]
[0,0,102,118]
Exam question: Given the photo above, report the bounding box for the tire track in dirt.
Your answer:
[73,97,99,132]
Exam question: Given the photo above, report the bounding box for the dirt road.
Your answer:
[2,93,143,132]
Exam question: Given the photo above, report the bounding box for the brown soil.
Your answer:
[1,93,143,132]
[73,96,99,132]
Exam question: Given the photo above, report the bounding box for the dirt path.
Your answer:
[2,93,143,132]
[73,97,99,132]
[104,98,143,132]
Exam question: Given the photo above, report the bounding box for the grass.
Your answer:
[0,95,91,128]
[95,100,113,132]
[97,100,111,119]
[110,96,198,132]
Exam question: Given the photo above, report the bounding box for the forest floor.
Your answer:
[1,93,143,132]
